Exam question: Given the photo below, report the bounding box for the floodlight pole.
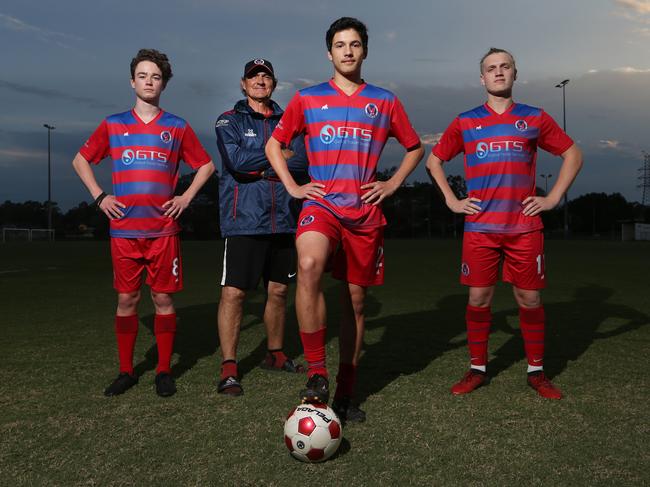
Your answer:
[44,124,56,238]
[540,173,553,195]
[555,79,570,238]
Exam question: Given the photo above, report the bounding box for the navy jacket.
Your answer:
[216,99,307,237]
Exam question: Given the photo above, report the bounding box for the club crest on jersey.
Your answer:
[300,215,315,226]
[365,103,379,119]
[160,131,172,143]
[461,262,470,276]
[244,129,257,137]
[515,120,528,131]
[121,149,135,165]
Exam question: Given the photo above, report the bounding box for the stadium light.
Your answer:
[555,79,570,238]
[540,173,553,195]
[44,124,56,239]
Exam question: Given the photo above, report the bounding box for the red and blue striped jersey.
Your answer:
[432,103,573,234]
[272,80,420,227]
[80,109,211,238]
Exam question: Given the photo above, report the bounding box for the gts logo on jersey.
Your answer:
[475,140,525,159]
[121,149,168,165]
[319,124,372,145]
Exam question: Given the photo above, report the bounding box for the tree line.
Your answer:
[1,169,647,240]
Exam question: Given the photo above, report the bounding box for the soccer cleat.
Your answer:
[259,353,305,373]
[332,396,366,423]
[527,372,563,399]
[104,372,138,397]
[217,376,243,396]
[451,369,488,395]
[300,374,329,404]
[155,372,177,397]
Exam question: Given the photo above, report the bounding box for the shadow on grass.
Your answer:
[488,284,650,379]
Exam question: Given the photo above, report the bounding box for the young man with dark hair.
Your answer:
[426,47,583,399]
[266,17,423,422]
[72,48,215,397]
[215,59,308,396]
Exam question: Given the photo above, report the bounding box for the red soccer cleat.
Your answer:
[527,372,563,399]
[451,370,487,395]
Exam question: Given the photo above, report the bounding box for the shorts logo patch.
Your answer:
[365,103,379,119]
[461,262,470,276]
[300,215,315,226]
[160,131,172,143]
[515,119,528,131]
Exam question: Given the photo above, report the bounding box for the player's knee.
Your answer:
[267,283,288,302]
[298,255,324,282]
[220,286,246,304]
[150,291,174,309]
[513,288,541,308]
[117,291,140,311]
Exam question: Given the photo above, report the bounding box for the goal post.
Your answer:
[1,228,55,242]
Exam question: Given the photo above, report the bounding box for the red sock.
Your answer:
[221,360,238,379]
[154,313,176,374]
[115,315,138,375]
[466,305,492,369]
[520,306,545,368]
[268,349,289,367]
[334,363,356,400]
[299,327,328,378]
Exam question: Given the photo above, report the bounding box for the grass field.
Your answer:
[1,239,648,486]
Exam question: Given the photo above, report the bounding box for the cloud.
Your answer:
[386,31,397,42]
[419,132,443,146]
[0,12,82,49]
[615,0,650,14]
[599,139,621,149]
[613,66,650,73]
[0,148,46,160]
[0,79,118,110]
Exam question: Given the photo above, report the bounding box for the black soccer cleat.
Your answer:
[299,374,329,404]
[155,372,177,397]
[104,372,138,397]
[332,396,366,424]
[217,376,243,396]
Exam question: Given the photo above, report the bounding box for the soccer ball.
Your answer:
[284,403,342,462]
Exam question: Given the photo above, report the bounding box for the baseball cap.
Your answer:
[244,59,275,77]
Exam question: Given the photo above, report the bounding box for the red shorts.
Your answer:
[460,231,545,290]
[296,206,384,287]
[110,235,183,293]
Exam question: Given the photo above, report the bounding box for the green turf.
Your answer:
[1,239,648,486]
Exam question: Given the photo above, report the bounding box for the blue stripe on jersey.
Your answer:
[123,205,164,219]
[108,133,180,150]
[308,135,385,156]
[467,173,531,191]
[324,192,361,208]
[464,222,535,233]
[114,181,172,197]
[309,163,373,184]
[466,151,533,167]
[462,124,540,142]
[107,111,137,125]
[358,84,395,101]
[110,228,173,238]
[459,105,490,120]
[479,199,523,213]
[304,107,390,128]
[300,82,337,97]
[111,158,173,173]
[511,104,541,117]
[157,112,187,128]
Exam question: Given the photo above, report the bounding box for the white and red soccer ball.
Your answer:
[284,403,342,462]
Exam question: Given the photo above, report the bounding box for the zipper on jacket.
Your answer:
[270,180,276,233]
[233,184,238,220]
